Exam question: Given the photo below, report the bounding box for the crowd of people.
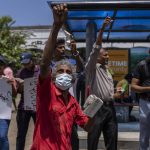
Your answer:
[0,3,150,150]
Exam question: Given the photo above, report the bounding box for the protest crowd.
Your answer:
[0,3,150,150]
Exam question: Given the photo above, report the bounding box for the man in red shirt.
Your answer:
[30,4,91,150]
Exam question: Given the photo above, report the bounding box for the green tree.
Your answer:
[0,16,29,72]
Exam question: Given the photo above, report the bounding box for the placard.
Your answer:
[24,77,37,111]
[83,94,103,118]
[0,78,12,119]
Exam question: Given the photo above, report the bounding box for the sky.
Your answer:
[0,0,68,26]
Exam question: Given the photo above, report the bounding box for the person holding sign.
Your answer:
[0,55,17,150]
[85,17,118,150]
[3,67,18,111]
[16,52,39,150]
[30,4,94,150]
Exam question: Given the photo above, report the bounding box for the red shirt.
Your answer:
[30,74,88,150]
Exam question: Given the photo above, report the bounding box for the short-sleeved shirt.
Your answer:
[30,73,88,150]
[133,58,150,97]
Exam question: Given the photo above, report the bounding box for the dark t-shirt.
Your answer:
[133,58,150,97]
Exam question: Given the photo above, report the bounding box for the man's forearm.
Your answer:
[85,24,104,73]
[131,85,150,93]
[85,46,101,74]
[83,117,94,132]
[40,24,60,77]
[95,28,104,45]
[42,24,60,65]
[74,55,84,72]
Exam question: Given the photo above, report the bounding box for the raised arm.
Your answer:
[70,40,84,72]
[85,17,112,79]
[40,4,68,79]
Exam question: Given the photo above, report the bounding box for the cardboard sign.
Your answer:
[0,78,12,119]
[24,77,37,111]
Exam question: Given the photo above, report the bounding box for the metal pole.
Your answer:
[86,21,97,61]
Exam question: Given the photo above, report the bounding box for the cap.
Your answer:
[20,52,32,64]
[0,55,7,65]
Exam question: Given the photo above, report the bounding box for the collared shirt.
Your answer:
[85,45,114,102]
[30,73,88,150]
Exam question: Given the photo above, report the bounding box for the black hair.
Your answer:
[124,73,133,83]
[56,38,65,46]
[0,55,7,66]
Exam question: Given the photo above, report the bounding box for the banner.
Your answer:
[108,49,129,81]
[24,77,37,111]
[0,79,12,119]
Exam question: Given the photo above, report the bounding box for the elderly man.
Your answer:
[85,17,118,150]
[30,4,93,150]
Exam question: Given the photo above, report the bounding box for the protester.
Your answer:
[51,38,83,96]
[0,55,17,150]
[131,51,150,150]
[85,17,118,150]
[16,52,39,150]
[49,14,84,150]
[4,67,17,111]
[30,4,93,150]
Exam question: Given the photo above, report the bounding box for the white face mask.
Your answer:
[55,73,73,91]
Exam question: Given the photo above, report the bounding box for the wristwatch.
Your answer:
[72,51,79,57]
[93,43,101,49]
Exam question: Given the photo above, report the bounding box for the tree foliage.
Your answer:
[0,16,29,71]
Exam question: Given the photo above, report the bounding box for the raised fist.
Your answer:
[53,4,68,28]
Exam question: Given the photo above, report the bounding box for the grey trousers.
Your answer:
[139,99,150,150]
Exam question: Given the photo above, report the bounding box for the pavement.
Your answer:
[8,111,34,150]
[8,115,139,150]
[8,95,140,150]
[8,94,34,150]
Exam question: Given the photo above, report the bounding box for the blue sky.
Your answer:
[0,0,67,26]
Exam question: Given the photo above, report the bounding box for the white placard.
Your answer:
[83,95,103,118]
[24,77,37,111]
[0,78,12,119]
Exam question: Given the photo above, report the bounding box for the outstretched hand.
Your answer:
[53,4,68,28]
[70,40,77,54]
[95,16,112,45]
[101,16,112,30]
